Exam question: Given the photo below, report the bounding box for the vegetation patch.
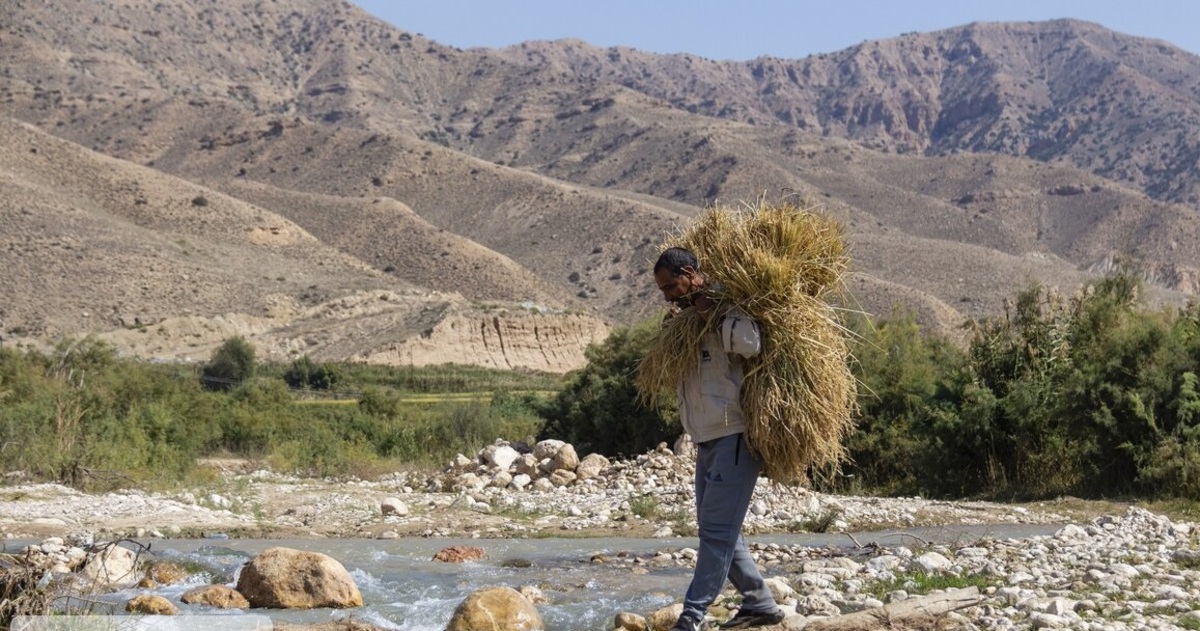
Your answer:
[4,268,1200,505]
[864,570,995,600]
[0,339,558,489]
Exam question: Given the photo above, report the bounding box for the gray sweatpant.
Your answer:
[679,433,778,625]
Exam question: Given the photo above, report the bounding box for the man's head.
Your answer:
[653,247,705,306]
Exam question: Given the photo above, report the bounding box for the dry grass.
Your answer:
[638,199,858,482]
[1,554,53,627]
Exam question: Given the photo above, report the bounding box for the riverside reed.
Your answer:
[636,200,858,483]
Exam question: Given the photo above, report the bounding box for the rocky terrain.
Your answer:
[0,442,1082,542]
[4,440,1200,630]
[3,0,1200,365]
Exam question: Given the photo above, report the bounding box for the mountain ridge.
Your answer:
[2,0,1198,369]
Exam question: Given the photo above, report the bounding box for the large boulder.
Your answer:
[380,498,409,517]
[532,439,565,462]
[548,470,577,487]
[481,444,521,470]
[79,543,142,591]
[181,585,251,609]
[551,443,579,472]
[513,454,539,477]
[576,453,610,480]
[445,586,543,631]
[491,470,514,488]
[235,547,362,609]
[648,603,684,631]
[614,611,649,630]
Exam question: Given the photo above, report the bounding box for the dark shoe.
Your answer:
[719,608,786,629]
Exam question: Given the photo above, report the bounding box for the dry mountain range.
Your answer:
[2,0,1199,371]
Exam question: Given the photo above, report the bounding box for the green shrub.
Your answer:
[912,275,1200,499]
[283,355,341,390]
[357,385,403,418]
[201,336,256,391]
[536,320,679,458]
[628,494,659,519]
[845,310,963,495]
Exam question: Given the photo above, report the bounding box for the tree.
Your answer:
[201,336,256,391]
[845,310,963,495]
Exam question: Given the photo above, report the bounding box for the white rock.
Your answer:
[1043,598,1075,616]
[1030,612,1069,628]
[764,577,795,603]
[1108,563,1139,578]
[1008,571,1036,584]
[1055,524,1089,539]
[912,551,952,573]
[1153,584,1189,600]
[509,474,532,491]
[80,543,140,590]
[865,555,902,572]
[380,498,409,517]
[491,471,513,489]
[482,445,521,470]
[468,501,492,514]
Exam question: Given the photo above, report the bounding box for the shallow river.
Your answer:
[27,524,1064,630]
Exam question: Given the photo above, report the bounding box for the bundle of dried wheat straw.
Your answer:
[637,200,857,482]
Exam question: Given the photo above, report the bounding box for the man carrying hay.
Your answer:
[640,201,857,630]
[651,246,786,631]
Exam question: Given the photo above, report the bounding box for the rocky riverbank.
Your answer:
[4,439,1200,629]
[0,440,1082,542]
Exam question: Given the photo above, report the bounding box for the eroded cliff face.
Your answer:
[355,310,610,373]
[78,290,609,374]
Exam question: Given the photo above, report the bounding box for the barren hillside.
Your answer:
[0,117,608,370]
[2,0,1197,367]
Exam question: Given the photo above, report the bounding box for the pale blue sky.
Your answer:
[353,1,1199,61]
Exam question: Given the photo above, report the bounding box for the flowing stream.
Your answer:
[23,524,1062,630]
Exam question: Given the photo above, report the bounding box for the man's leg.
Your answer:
[723,436,779,614]
[677,434,761,625]
[725,533,778,613]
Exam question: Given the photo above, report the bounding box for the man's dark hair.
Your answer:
[654,247,699,276]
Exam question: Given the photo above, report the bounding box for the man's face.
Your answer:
[654,266,703,306]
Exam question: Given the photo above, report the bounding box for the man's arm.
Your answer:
[720,310,761,358]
